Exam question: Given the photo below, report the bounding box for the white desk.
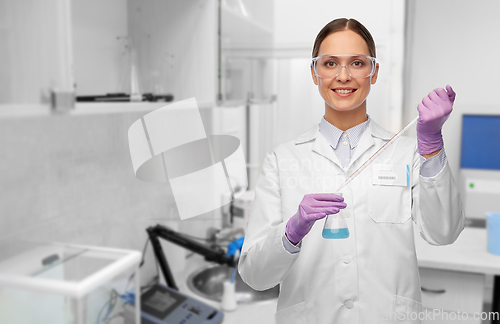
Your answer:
[415,227,500,275]
[415,227,500,323]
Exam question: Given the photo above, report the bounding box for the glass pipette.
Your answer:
[336,116,419,191]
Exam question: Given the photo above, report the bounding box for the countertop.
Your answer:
[414,226,500,275]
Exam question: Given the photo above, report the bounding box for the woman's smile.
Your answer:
[332,87,357,97]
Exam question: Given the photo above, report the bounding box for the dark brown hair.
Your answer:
[312,18,376,58]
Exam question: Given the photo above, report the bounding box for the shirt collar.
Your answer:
[319,115,371,149]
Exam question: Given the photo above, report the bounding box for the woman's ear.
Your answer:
[371,63,380,85]
[310,64,319,85]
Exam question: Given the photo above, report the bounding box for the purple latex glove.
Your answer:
[416,85,456,155]
[285,193,346,245]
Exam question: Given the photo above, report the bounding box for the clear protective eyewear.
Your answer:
[312,54,377,79]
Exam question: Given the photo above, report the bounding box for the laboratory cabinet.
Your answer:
[420,268,484,324]
[415,227,500,324]
[73,0,219,106]
[0,242,141,324]
[219,0,274,105]
[0,0,274,112]
[0,0,74,108]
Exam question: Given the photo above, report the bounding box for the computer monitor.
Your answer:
[460,114,500,219]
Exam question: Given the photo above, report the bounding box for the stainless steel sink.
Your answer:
[187,265,279,303]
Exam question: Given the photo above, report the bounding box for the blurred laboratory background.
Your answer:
[0,0,500,323]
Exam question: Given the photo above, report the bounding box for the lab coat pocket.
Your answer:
[392,295,423,324]
[368,185,411,223]
[274,301,307,324]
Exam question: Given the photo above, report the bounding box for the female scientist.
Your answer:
[238,18,464,324]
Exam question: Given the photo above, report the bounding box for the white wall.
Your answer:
[274,0,400,51]
[272,0,406,148]
[404,0,500,179]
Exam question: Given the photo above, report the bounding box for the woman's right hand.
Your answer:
[285,193,346,245]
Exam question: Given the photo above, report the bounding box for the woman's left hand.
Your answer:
[416,85,456,155]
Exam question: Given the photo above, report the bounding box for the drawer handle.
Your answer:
[421,287,446,294]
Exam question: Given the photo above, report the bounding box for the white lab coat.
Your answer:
[238,119,464,324]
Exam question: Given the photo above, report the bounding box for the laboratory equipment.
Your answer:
[225,189,255,231]
[146,225,236,291]
[144,225,237,324]
[487,213,500,256]
[322,193,349,239]
[140,283,223,324]
[323,116,419,237]
[0,242,141,324]
[459,114,500,219]
[187,264,279,303]
[221,280,237,312]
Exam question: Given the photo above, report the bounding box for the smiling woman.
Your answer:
[238,17,465,324]
[310,21,379,130]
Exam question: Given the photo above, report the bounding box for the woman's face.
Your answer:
[311,30,379,113]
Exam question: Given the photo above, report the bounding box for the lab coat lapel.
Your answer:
[312,133,342,168]
[295,125,343,169]
[313,131,343,170]
[348,119,393,170]
[348,129,374,169]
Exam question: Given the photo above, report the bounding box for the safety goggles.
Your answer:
[311,54,377,79]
